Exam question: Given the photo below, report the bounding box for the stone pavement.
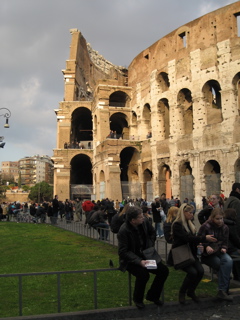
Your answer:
[3,293,240,320]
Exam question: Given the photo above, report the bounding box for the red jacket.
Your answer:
[82,200,94,212]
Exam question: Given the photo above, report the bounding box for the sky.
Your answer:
[0,0,237,164]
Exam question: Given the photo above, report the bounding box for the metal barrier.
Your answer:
[0,267,132,317]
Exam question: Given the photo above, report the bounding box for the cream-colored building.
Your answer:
[1,161,19,183]
[19,155,53,187]
[53,2,240,209]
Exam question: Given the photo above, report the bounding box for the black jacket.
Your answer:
[117,218,156,272]
[172,221,206,257]
[151,201,162,223]
[198,205,213,225]
[224,218,240,254]
[224,192,240,234]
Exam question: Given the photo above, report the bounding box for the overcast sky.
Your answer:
[0,0,237,164]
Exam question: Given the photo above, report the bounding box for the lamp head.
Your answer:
[4,118,9,128]
[0,142,5,148]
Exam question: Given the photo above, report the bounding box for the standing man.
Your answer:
[75,198,82,221]
[82,199,94,225]
[52,195,59,224]
[224,182,240,234]
[151,196,164,238]
[117,206,169,309]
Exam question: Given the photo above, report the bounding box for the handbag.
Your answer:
[142,247,161,264]
[171,244,195,270]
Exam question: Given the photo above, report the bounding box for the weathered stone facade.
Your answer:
[53,2,240,209]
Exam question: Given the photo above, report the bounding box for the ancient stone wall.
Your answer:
[53,2,240,208]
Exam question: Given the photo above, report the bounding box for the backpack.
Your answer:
[110,212,125,233]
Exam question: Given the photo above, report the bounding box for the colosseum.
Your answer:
[52,2,240,209]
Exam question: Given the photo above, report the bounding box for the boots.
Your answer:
[187,291,200,303]
[179,292,186,304]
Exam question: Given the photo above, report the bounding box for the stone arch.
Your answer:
[119,147,141,199]
[158,163,172,199]
[143,169,153,202]
[179,161,194,202]
[94,115,97,130]
[71,107,93,145]
[99,170,105,199]
[202,80,223,125]
[232,72,240,115]
[109,90,130,108]
[142,103,152,134]
[132,111,137,125]
[157,98,170,139]
[70,154,93,199]
[177,88,193,135]
[109,112,129,139]
[156,72,170,92]
[234,158,240,182]
[203,160,221,196]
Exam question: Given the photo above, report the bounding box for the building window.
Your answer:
[179,32,186,48]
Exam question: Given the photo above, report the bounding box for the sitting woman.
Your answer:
[172,204,216,304]
[164,206,179,244]
[224,208,240,281]
[198,208,233,301]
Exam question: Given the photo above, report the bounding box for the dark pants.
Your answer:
[180,258,204,294]
[127,262,169,303]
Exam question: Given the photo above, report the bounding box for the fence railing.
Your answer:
[0,268,132,317]
[1,215,170,317]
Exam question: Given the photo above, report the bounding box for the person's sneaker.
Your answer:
[133,300,145,309]
[216,290,233,301]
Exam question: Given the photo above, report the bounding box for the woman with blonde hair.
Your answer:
[164,206,179,244]
[172,203,216,304]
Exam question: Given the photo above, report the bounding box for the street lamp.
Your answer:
[0,108,11,128]
[0,108,11,148]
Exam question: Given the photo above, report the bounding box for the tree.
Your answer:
[28,181,53,203]
[22,185,31,192]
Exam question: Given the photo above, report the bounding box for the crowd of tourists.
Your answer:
[1,182,240,308]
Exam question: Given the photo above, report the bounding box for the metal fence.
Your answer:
[0,216,170,317]
[0,268,132,317]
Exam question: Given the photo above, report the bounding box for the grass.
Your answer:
[0,222,217,317]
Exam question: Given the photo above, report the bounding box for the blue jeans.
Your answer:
[155,222,163,237]
[201,253,233,291]
[92,223,109,240]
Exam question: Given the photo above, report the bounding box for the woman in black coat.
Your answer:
[172,204,216,304]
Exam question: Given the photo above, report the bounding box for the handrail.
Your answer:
[0,267,126,317]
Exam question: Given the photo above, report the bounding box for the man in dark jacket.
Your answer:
[117,206,169,309]
[224,182,240,234]
[88,206,109,240]
[151,196,164,238]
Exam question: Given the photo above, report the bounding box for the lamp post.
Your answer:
[0,107,11,128]
[0,107,11,148]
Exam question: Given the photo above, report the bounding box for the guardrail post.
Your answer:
[128,271,132,306]
[18,275,22,316]
[93,271,98,309]
[57,273,61,313]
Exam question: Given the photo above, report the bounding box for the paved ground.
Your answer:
[3,294,240,320]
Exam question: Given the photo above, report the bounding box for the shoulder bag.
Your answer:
[142,247,161,264]
[171,244,195,270]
